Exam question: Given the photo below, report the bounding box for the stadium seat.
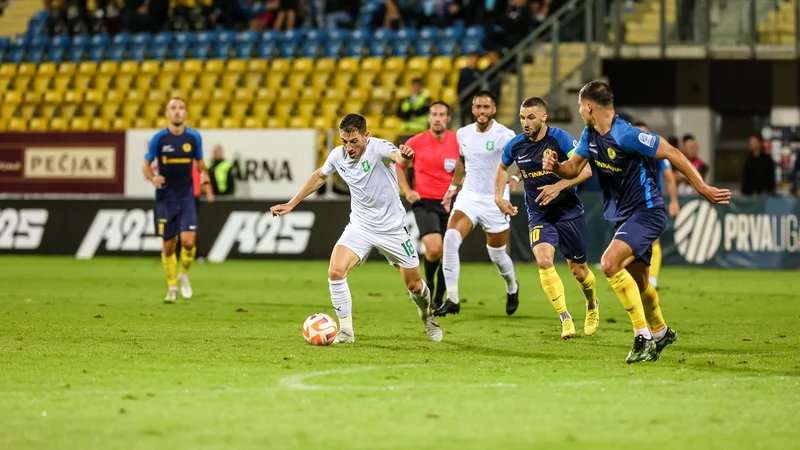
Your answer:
[205,59,225,74]
[327,29,347,41]
[226,59,247,74]
[151,44,168,61]
[243,117,264,128]
[396,28,416,41]
[49,47,66,62]
[29,118,48,131]
[347,40,367,58]
[392,40,412,57]
[183,59,203,73]
[319,100,340,119]
[221,73,240,90]
[442,26,464,41]
[205,102,226,119]
[248,58,268,73]
[361,57,383,73]
[332,72,353,90]
[369,41,388,57]
[134,118,154,128]
[257,42,277,58]
[251,100,271,117]
[235,43,254,59]
[91,34,111,48]
[0,64,16,77]
[309,72,330,90]
[315,58,336,73]
[279,43,297,58]
[154,32,174,46]
[337,57,360,73]
[465,26,485,40]
[311,117,332,129]
[91,118,110,131]
[416,41,435,57]
[210,88,231,102]
[297,100,317,119]
[128,45,147,62]
[286,72,307,90]
[243,72,264,90]
[70,117,90,131]
[281,29,304,44]
[271,58,291,74]
[221,117,242,128]
[266,117,287,128]
[212,43,232,59]
[111,118,129,130]
[107,45,125,62]
[462,38,483,54]
[265,73,284,90]
[301,42,322,58]
[273,102,293,118]
[170,45,189,60]
[190,90,209,103]
[292,57,315,74]
[143,101,163,119]
[277,87,299,102]
[419,27,439,41]
[0,78,10,93]
[7,118,26,131]
[381,116,403,130]
[324,40,344,58]
[228,102,248,119]
[431,56,453,73]
[441,87,457,104]
[192,45,210,60]
[288,117,307,128]
[177,73,197,91]
[50,117,69,131]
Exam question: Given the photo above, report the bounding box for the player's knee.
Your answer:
[443,228,463,252]
[327,266,347,281]
[536,258,554,271]
[181,236,196,249]
[571,264,588,282]
[600,256,621,278]
[407,278,423,293]
[162,239,177,256]
[425,242,443,260]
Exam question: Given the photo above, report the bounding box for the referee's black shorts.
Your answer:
[412,198,450,238]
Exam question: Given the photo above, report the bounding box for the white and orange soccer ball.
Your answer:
[302,313,339,346]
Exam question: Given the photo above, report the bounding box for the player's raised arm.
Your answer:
[536,154,592,206]
[389,144,415,168]
[270,168,329,216]
[655,139,731,205]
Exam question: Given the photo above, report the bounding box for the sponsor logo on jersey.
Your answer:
[595,161,622,172]
[182,143,192,152]
[543,149,554,158]
[607,148,616,160]
[207,211,315,262]
[0,208,48,250]
[76,209,161,259]
[162,145,174,153]
[361,160,371,172]
[486,141,495,151]
[443,158,456,173]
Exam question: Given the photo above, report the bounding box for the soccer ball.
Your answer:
[302,313,339,346]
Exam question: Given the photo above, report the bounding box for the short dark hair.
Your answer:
[430,101,450,114]
[682,133,696,143]
[750,133,763,142]
[579,81,614,107]
[411,78,424,85]
[633,120,648,128]
[521,97,547,109]
[339,114,367,134]
[473,90,497,105]
[667,135,679,148]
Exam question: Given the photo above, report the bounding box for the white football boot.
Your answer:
[419,307,443,342]
[178,274,193,299]
[332,328,355,344]
[164,286,178,303]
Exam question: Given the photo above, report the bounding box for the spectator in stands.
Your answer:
[530,0,551,25]
[326,0,361,30]
[474,0,507,51]
[209,145,236,197]
[503,0,534,49]
[457,52,482,124]
[741,134,776,196]
[123,0,169,33]
[675,134,708,196]
[418,0,462,27]
[272,0,302,30]
[209,0,252,30]
[398,78,431,132]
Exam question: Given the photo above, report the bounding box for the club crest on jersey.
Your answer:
[607,148,617,160]
[543,149,554,158]
[361,160,371,172]
[183,143,192,152]
[444,158,456,173]
[486,141,495,151]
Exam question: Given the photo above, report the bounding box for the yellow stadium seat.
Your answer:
[288,117,307,128]
[205,59,226,74]
[50,117,68,131]
[265,73,285,90]
[90,118,110,131]
[70,117,89,131]
[309,73,330,91]
[315,58,336,73]
[402,71,426,87]
[427,71,448,89]
[119,61,139,75]
[199,118,219,128]
[271,58,292,74]
[384,57,406,73]
[243,72,263,90]
[292,57,315,74]
[205,102,227,118]
[0,119,6,131]
[332,72,353,90]
[122,102,141,120]
[177,74,197,91]
[134,118,153,128]
[23,92,41,103]
[233,88,252,102]
[273,102,293,118]
[311,117,332,129]
[210,88,230,101]
[81,102,99,118]
[337,57,360,73]
[2,103,18,119]
[7,118,26,131]
[221,73,241,90]
[370,86,393,102]
[477,56,491,71]
[363,115,382,128]
[38,62,57,77]
[278,87,298,102]
[286,73,308,91]
[226,59,247,74]
[454,56,470,70]
[324,89,346,102]
[33,74,52,92]
[299,87,320,101]
[140,60,161,75]
[105,90,125,103]
[297,100,317,119]
[76,62,97,76]
[431,56,453,72]
[73,74,92,91]
[18,63,37,77]
[407,57,430,72]
[379,72,399,87]
[114,74,134,91]
[98,61,118,75]
[101,103,121,119]
[243,117,264,128]
[0,77,10,92]
[0,64,17,77]
[93,74,112,90]
[255,87,277,102]
[155,117,169,128]
[381,116,403,130]
[3,91,22,104]
[11,77,31,91]
[361,57,383,73]
[111,118,130,130]
[20,103,37,119]
[157,74,176,91]
[319,100,340,119]
[343,100,365,114]
[64,90,83,104]
[28,118,48,131]
[52,74,71,92]
[183,59,204,74]
[348,89,368,102]
[143,101,163,119]
[61,103,78,119]
[251,100,271,117]
[44,91,64,104]
[147,91,166,102]
[127,90,145,103]
[135,74,154,91]
[161,60,181,74]
[355,72,377,89]
[198,73,219,91]
[221,117,242,128]
[441,87,457,105]
[247,59,268,73]
[229,102,249,119]
[266,117,287,128]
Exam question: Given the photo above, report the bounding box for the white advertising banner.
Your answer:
[124,129,317,199]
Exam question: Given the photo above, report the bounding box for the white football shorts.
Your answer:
[452,186,511,234]
[335,223,419,269]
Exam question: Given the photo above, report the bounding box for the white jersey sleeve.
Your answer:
[373,139,398,162]
[321,147,342,177]
[460,121,516,197]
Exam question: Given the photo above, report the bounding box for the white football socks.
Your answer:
[408,281,432,315]
[486,245,518,294]
[634,326,653,339]
[329,278,353,330]
[442,229,462,304]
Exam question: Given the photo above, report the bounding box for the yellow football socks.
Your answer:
[539,267,568,315]
[640,283,666,333]
[179,246,196,275]
[162,252,178,287]
[577,269,598,307]
[650,241,662,281]
[607,269,648,333]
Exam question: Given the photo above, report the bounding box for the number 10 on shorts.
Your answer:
[402,239,416,256]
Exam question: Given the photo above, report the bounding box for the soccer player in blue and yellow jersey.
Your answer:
[633,122,680,290]
[495,97,599,340]
[142,98,209,302]
[544,81,730,363]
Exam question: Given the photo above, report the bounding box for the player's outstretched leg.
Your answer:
[421,233,444,308]
[328,245,360,344]
[628,262,677,360]
[177,231,196,299]
[436,228,464,316]
[486,230,519,315]
[161,238,179,302]
[568,260,599,336]
[649,239,663,289]
[400,267,442,342]
[601,240,657,363]
[533,243,574,339]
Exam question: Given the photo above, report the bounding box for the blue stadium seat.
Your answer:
[32,11,49,22]
[419,26,439,41]
[112,33,131,47]
[154,31,174,45]
[217,30,236,44]
[192,44,210,59]
[347,40,367,57]
[416,40,434,57]
[461,37,483,54]
[131,33,152,46]
[236,30,258,44]
[304,29,325,43]
[68,47,86,62]
[465,26,484,41]
[108,45,126,62]
[372,28,395,41]
[0,37,10,50]
[151,43,168,60]
[26,21,46,37]
[301,41,321,58]
[369,40,388,57]
[235,43,254,58]
[91,34,110,48]
[212,42,232,59]
[48,46,65,62]
[392,40,412,57]
[14,35,31,49]
[196,31,214,45]
[173,32,193,45]
[350,29,367,41]
[171,45,189,60]
[326,29,347,41]
[279,42,297,58]
[442,26,464,41]
[89,45,106,62]
[128,45,147,61]
[281,29,303,44]
[261,30,279,43]
[324,40,344,58]
[50,35,70,49]
[31,35,50,49]
[396,28,416,42]
[7,48,24,63]
[0,47,5,63]
[438,39,457,56]
[257,42,276,59]
[27,49,44,63]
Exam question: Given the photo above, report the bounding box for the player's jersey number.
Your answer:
[402,239,416,257]
[530,226,543,244]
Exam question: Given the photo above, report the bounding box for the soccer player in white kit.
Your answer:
[435,91,520,317]
[270,114,443,344]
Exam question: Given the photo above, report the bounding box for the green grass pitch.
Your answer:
[1,256,799,450]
